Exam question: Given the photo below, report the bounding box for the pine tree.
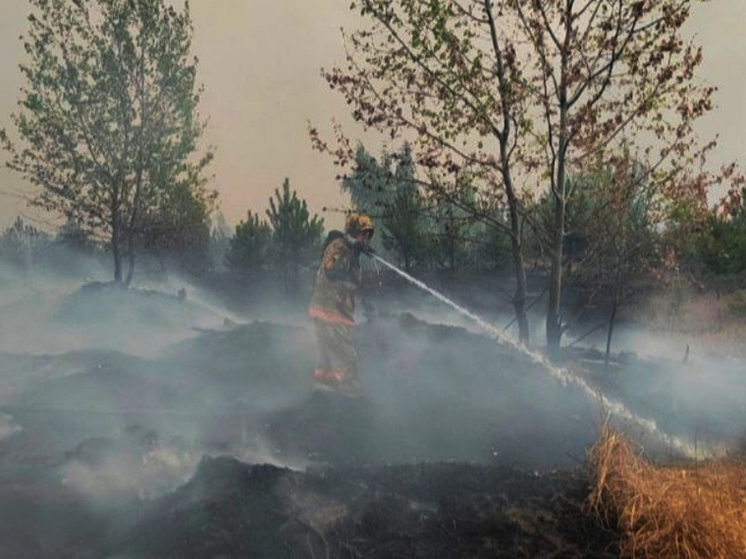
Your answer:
[343,143,429,272]
[266,179,324,292]
[225,211,272,276]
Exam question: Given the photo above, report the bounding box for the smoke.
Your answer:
[61,442,199,501]
[58,421,311,503]
[0,267,236,357]
[368,257,746,461]
[353,312,599,466]
[234,434,312,472]
[0,413,21,441]
[0,243,744,559]
[131,271,246,327]
[375,258,689,456]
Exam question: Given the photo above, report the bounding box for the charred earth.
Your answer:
[0,285,742,558]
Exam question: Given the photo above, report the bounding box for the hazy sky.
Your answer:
[0,0,744,232]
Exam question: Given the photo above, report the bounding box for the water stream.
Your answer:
[373,255,718,459]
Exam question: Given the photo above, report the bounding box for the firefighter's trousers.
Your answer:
[312,318,358,392]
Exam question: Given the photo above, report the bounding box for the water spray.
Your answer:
[372,254,719,460]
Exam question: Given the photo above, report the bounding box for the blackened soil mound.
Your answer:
[110,455,618,559]
[161,320,316,404]
[264,390,376,466]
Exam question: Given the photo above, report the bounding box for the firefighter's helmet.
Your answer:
[344,212,375,238]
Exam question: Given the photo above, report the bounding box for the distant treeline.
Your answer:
[4,145,746,295]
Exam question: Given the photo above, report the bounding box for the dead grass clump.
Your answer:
[587,425,746,558]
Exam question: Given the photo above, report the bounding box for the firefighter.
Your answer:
[308,212,375,396]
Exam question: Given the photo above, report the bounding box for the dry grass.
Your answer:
[587,424,746,558]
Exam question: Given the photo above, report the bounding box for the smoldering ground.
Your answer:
[0,259,744,557]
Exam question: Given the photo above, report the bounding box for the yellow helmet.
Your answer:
[344,212,375,237]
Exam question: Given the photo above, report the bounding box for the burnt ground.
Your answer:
[0,284,742,558]
[107,456,618,559]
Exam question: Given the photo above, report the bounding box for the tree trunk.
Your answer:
[485,0,529,344]
[511,237,530,344]
[449,236,456,275]
[546,59,570,359]
[112,211,123,284]
[546,0,574,361]
[546,189,566,358]
[505,188,529,344]
[497,115,529,344]
[125,232,136,287]
[124,32,146,290]
[604,265,623,370]
[113,239,123,283]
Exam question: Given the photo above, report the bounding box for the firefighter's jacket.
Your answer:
[308,231,362,326]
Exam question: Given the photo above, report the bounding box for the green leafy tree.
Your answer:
[505,0,729,356]
[56,216,97,254]
[208,212,233,272]
[0,216,50,273]
[546,159,662,364]
[225,210,272,276]
[312,0,739,353]
[380,182,427,273]
[342,143,429,272]
[428,175,480,274]
[698,220,746,277]
[596,165,661,366]
[687,187,746,281]
[1,0,215,285]
[266,178,325,293]
[341,144,391,217]
[383,144,429,273]
[479,219,512,273]
[311,0,541,344]
[138,181,215,274]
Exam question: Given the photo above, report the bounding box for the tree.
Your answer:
[56,216,97,254]
[341,144,391,217]
[686,187,746,279]
[0,216,50,272]
[428,174,480,274]
[342,143,429,272]
[380,148,429,273]
[310,0,546,345]
[137,180,215,275]
[266,179,325,293]
[225,210,272,276]
[597,164,661,367]
[208,211,233,272]
[547,158,662,365]
[1,0,215,285]
[478,211,513,274]
[507,0,732,357]
[313,0,739,355]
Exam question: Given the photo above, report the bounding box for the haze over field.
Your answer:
[0,1,745,557]
[0,0,745,232]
